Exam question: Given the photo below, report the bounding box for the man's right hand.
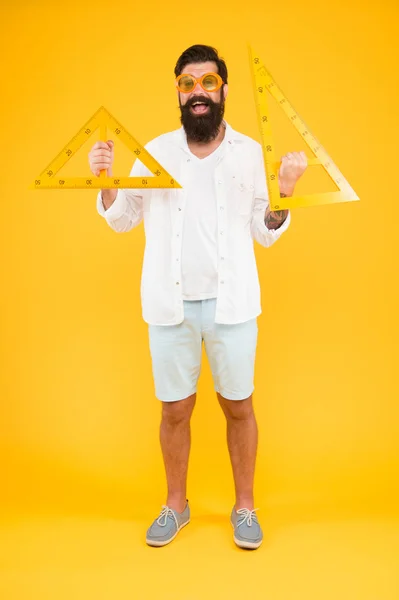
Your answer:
[88,140,114,177]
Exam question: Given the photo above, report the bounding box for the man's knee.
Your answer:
[162,393,196,425]
[217,393,254,421]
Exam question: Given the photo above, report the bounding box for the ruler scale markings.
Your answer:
[250,53,280,206]
[34,177,173,190]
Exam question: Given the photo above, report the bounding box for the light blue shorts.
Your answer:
[148,299,258,402]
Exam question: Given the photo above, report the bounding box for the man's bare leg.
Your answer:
[160,393,196,513]
[217,393,258,510]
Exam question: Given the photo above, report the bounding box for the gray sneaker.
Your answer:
[146,501,190,547]
[230,507,263,549]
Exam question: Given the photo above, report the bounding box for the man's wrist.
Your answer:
[279,186,295,197]
[265,204,289,230]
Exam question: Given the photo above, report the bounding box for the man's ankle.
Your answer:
[166,497,187,513]
[235,498,255,511]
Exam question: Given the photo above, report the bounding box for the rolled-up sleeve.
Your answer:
[96,156,152,233]
[250,144,291,248]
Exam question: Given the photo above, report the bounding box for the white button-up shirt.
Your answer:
[96,122,291,325]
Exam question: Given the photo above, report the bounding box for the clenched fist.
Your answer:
[88,140,114,177]
[278,151,308,195]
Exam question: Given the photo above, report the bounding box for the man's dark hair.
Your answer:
[174,44,228,84]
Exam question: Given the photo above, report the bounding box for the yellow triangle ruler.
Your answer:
[31,106,181,190]
[248,45,359,210]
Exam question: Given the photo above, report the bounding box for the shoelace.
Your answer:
[156,505,179,528]
[236,508,259,528]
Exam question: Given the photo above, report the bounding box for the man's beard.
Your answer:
[179,94,225,143]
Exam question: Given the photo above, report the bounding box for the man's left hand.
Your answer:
[278,151,308,195]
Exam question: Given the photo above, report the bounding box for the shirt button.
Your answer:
[220,230,224,235]
[187,158,191,162]
[178,208,182,211]
[176,282,180,285]
[221,256,225,260]
[221,280,225,284]
[218,180,222,184]
[220,206,224,210]
[177,234,180,237]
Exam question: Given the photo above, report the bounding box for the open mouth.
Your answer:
[190,101,210,115]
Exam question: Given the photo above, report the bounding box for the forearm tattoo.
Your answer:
[265,193,289,230]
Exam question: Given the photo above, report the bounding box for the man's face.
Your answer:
[177,61,228,143]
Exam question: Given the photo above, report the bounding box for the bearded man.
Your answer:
[90,44,307,550]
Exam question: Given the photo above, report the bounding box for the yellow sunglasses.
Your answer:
[175,72,224,93]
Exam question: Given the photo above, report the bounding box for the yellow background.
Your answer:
[1,0,398,598]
